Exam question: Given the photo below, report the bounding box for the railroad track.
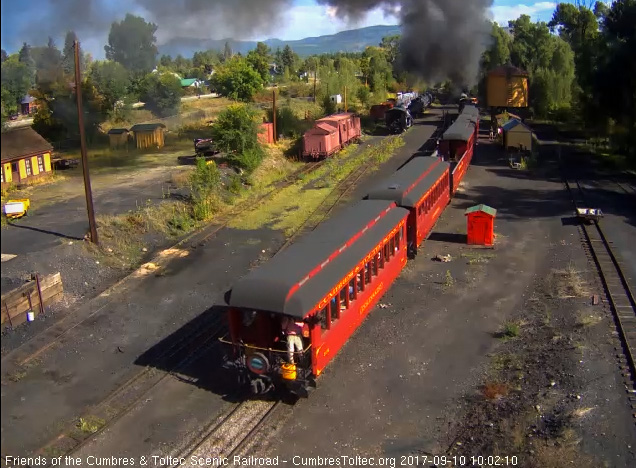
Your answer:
[32,150,368,461]
[31,160,325,462]
[171,400,281,465]
[563,175,636,418]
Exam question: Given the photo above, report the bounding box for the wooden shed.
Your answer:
[107,128,130,149]
[465,204,497,246]
[130,123,166,150]
[502,119,533,152]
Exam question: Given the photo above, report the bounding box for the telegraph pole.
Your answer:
[74,40,98,245]
[272,89,277,144]
[344,86,347,113]
[313,65,318,103]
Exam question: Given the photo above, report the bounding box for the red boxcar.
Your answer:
[302,112,361,159]
[223,200,409,396]
[366,157,450,254]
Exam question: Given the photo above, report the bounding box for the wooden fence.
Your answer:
[1,273,64,329]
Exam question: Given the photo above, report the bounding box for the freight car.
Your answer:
[369,102,394,121]
[302,112,361,160]
[222,105,480,397]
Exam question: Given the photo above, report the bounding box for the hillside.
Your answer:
[158,24,401,58]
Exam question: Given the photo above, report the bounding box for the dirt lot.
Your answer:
[254,138,636,467]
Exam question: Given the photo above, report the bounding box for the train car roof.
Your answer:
[442,119,475,142]
[366,158,449,208]
[229,200,409,318]
[316,113,356,123]
[461,106,480,117]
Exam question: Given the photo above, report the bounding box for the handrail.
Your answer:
[218,335,312,354]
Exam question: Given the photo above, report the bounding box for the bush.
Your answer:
[230,148,264,174]
[266,106,308,138]
[280,83,314,98]
[140,72,182,117]
[211,104,262,154]
[321,95,337,115]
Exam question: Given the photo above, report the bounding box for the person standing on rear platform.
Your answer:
[281,316,304,364]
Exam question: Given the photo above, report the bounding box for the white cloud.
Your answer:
[489,2,557,26]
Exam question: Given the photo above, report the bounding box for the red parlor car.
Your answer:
[365,157,450,256]
[221,200,409,396]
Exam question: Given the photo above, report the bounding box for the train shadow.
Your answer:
[134,303,253,403]
[427,232,467,244]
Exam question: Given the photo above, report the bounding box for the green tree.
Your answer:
[62,31,85,75]
[159,54,173,68]
[18,43,36,86]
[140,72,182,117]
[595,0,636,156]
[246,49,270,82]
[211,104,261,154]
[380,35,400,64]
[90,60,131,111]
[223,41,233,62]
[482,23,512,71]
[1,49,6,63]
[255,42,271,58]
[210,56,264,102]
[281,45,296,73]
[105,14,158,74]
[1,55,32,110]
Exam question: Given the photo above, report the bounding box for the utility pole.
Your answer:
[313,65,317,103]
[74,40,98,245]
[344,86,347,113]
[272,89,277,144]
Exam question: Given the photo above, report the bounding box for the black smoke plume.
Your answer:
[318,0,494,87]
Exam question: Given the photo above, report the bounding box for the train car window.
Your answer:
[357,270,364,292]
[385,242,391,261]
[340,288,347,311]
[319,306,329,330]
[349,278,356,301]
[373,256,379,276]
[389,237,395,255]
[365,263,372,284]
[378,249,384,269]
[331,297,340,322]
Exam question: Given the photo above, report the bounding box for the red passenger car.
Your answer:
[222,200,409,396]
[439,113,477,195]
[302,112,361,159]
[366,158,450,255]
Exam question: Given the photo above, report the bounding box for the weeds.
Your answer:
[77,415,105,434]
[500,321,521,339]
[443,270,455,289]
[549,264,589,298]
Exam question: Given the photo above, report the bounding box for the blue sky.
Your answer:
[0,1,568,58]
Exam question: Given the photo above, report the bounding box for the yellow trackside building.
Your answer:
[1,127,53,190]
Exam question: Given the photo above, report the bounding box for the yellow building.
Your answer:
[487,65,529,108]
[502,119,534,152]
[130,123,166,150]
[1,127,53,190]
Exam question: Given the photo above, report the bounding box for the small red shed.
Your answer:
[465,204,497,246]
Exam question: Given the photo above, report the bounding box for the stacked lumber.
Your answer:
[1,273,63,329]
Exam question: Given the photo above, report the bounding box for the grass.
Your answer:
[443,270,455,289]
[77,415,106,434]
[461,252,495,264]
[576,311,602,328]
[91,200,197,270]
[228,135,404,235]
[549,264,589,299]
[500,321,521,339]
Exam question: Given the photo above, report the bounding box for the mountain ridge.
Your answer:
[158,24,401,59]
